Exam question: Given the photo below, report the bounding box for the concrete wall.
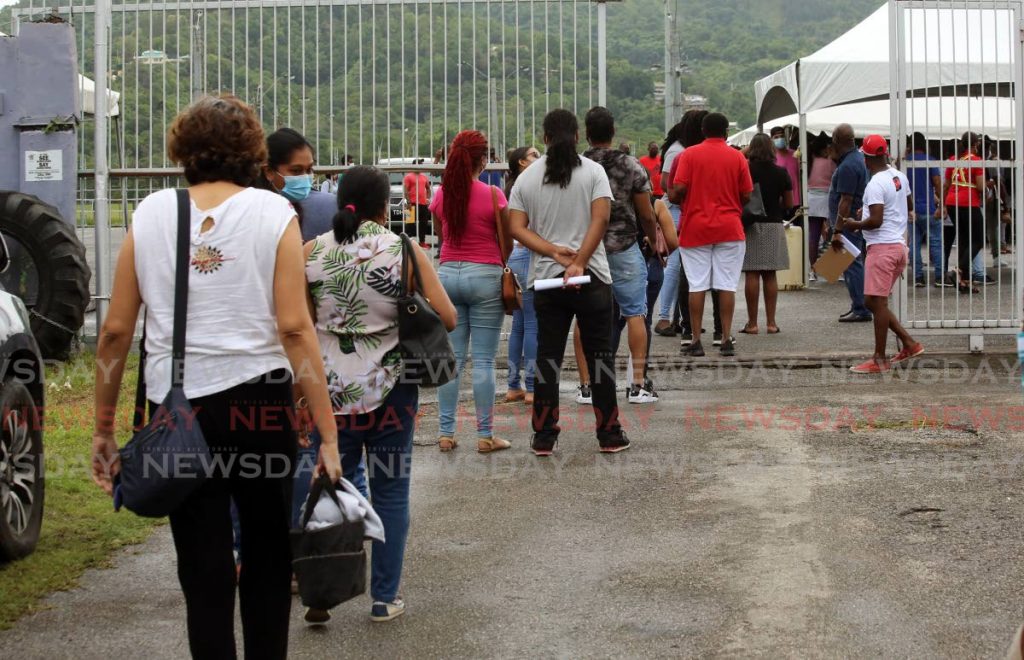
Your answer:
[0,22,79,224]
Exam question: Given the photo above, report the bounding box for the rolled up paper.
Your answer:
[534,275,592,291]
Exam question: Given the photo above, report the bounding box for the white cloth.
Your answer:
[807,188,830,219]
[861,167,910,246]
[304,477,385,543]
[680,240,746,292]
[662,142,684,174]
[507,155,614,287]
[133,187,295,402]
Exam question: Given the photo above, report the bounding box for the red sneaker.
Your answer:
[892,343,925,364]
[850,358,891,374]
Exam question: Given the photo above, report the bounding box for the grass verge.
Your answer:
[0,351,161,630]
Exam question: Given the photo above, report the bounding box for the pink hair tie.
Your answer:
[344,204,356,212]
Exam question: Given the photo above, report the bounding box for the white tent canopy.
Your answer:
[755,4,1016,124]
[730,96,1018,147]
[79,75,120,117]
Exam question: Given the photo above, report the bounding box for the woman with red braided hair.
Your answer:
[429,130,514,453]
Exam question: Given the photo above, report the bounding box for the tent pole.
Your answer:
[799,111,809,288]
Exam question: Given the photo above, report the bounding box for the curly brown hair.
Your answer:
[167,94,266,186]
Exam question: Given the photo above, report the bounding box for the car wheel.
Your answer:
[0,191,91,361]
[0,379,44,561]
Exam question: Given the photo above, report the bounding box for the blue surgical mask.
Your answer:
[773,138,787,150]
[277,172,312,202]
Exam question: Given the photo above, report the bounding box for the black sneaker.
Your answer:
[575,384,593,405]
[627,383,658,404]
[914,277,926,288]
[682,341,705,357]
[530,434,556,457]
[976,274,996,285]
[713,332,723,346]
[679,331,694,346]
[598,433,631,454]
[720,338,736,357]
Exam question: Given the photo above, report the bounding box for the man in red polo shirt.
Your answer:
[669,112,752,357]
[638,141,664,201]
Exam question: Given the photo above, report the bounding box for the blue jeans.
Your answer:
[607,242,649,318]
[657,204,683,320]
[842,229,868,316]
[338,383,418,603]
[506,246,537,393]
[437,261,505,438]
[910,213,943,281]
[291,430,368,528]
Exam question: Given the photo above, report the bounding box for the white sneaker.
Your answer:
[627,384,658,404]
[809,271,818,282]
[575,384,593,405]
[371,598,406,622]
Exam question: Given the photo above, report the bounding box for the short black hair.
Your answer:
[584,106,615,144]
[769,126,785,137]
[910,132,928,151]
[702,112,730,139]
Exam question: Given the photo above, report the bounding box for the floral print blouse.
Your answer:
[305,221,403,415]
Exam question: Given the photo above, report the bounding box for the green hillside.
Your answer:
[3,0,883,164]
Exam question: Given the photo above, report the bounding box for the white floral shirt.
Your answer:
[305,221,403,415]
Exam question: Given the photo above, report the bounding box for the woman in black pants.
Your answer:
[940,131,986,294]
[92,94,341,660]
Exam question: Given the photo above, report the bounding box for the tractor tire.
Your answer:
[0,192,91,361]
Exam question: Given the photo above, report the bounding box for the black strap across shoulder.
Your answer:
[133,188,191,427]
[400,233,425,297]
[170,188,191,390]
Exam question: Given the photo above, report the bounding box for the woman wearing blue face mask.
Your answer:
[262,128,335,242]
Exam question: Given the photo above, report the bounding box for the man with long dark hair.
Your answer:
[508,109,629,456]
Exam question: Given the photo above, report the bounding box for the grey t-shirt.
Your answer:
[508,154,613,287]
[297,190,337,242]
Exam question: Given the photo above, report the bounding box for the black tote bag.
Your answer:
[396,234,456,387]
[118,189,211,518]
[290,474,368,610]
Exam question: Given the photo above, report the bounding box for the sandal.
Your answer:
[739,325,759,335]
[438,436,458,452]
[766,326,781,334]
[477,437,511,454]
[958,283,979,295]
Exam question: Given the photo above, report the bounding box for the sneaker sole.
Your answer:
[628,397,658,404]
[575,398,593,405]
[304,608,331,625]
[531,448,554,457]
[599,444,631,454]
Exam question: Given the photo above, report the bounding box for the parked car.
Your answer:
[0,231,45,561]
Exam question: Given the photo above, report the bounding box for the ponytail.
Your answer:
[332,165,390,243]
[442,130,489,246]
[542,109,581,188]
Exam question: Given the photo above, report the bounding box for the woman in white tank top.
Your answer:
[91,94,340,659]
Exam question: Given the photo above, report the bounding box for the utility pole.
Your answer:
[664,0,678,132]
[190,11,205,101]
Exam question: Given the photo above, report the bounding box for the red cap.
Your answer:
[860,134,889,157]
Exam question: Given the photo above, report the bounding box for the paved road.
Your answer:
[3,362,1023,658]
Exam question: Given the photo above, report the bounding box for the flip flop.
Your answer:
[766,326,781,334]
[739,326,759,335]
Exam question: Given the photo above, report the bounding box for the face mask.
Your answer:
[277,173,312,202]
[773,138,787,150]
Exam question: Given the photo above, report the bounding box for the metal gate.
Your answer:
[890,0,1024,349]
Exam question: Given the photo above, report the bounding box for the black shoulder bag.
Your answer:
[397,234,455,387]
[118,189,211,518]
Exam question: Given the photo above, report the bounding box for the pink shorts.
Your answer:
[864,243,908,297]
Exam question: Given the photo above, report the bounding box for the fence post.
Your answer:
[93,0,111,333]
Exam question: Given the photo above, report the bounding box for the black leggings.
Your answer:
[676,264,722,336]
[951,205,984,282]
[163,369,297,660]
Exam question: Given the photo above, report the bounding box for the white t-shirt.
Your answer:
[508,155,614,287]
[661,142,684,174]
[861,167,911,246]
[133,187,296,403]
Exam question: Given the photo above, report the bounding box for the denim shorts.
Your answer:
[607,242,649,318]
